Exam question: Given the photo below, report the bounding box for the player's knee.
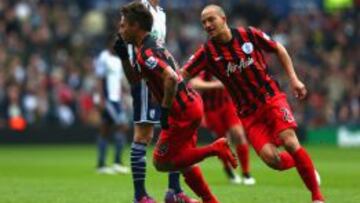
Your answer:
[259,145,282,170]
[261,153,282,170]
[133,124,154,144]
[133,135,151,144]
[280,129,301,153]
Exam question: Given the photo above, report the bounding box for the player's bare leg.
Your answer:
[257,129,324,202]
[228,125,255,185]
[279,129,324,202]
[258,143,294,170]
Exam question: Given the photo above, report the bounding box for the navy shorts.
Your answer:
[101,100,127,125]
[131,80,160,124]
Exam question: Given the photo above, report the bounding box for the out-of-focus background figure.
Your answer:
[0,0,359,203]
[93,34,130,175]
[0,0,358,133]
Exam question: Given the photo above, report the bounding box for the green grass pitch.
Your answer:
[0,144,360,203]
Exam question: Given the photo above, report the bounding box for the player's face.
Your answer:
[118,16,136,43]
[149,0,160,5]
[201,10,226,38]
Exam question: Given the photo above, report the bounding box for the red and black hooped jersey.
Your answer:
[136,35,198,112]
[183,27,282,116]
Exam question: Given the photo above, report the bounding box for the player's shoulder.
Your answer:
[232,26,252,35]
[96,49,110,63]
[98,49,109,58]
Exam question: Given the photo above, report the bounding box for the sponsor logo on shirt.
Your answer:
[226,57,254,76]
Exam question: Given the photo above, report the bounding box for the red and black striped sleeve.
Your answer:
[248,26,277,52]
[137,48,170,74]
[182,45,207,78]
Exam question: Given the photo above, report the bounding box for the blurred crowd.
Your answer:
[0,0,359,131]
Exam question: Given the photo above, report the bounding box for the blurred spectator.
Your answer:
[0,0,358,130]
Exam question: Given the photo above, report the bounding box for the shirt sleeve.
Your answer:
[94,56,106,79]
[137,48,169,74]
[182,45,207,78]
[247,26,277,52]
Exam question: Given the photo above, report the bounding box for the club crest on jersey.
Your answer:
[226,57,254,76]
[145,56,158,69]
[241,42,254,54]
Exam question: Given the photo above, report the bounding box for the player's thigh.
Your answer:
[153,129,196,170]
[99,123,112,138]
[99,110,114,138]
[222,103,243,139]
[132,82,160,124]
[228,124,247,144]
[243,119,272,155]
[267,97,298,149]
[133,123,155,144]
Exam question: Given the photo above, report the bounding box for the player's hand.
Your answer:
[113,34,129,60]
[290,79,307,100]
[160,107,170,130]
[93,93,105,110]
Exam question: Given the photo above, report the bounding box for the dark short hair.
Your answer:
[121,2,153,32]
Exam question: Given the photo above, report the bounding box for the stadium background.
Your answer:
[0,0,359,203]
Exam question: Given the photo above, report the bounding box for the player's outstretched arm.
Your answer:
[275,42,307,100]
[189,76,223,91]
[113,35,140,84]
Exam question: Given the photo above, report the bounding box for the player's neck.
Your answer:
[214,27,232,44]
[148,0,158,10]
[134,31,150,48]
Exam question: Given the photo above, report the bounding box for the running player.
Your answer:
[115,2,237,203]
[181,5,324,203]
[190,72,255,185]
[94,35,130,174]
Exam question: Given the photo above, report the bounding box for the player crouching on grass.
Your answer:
[114,2,238,203]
